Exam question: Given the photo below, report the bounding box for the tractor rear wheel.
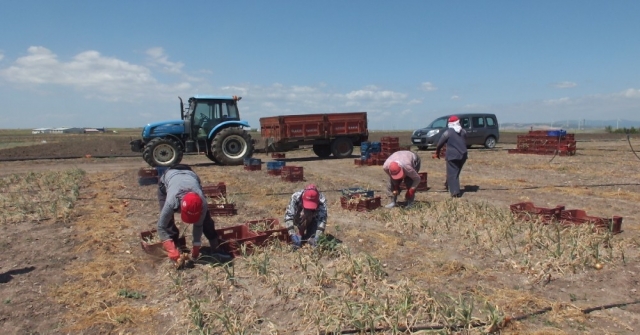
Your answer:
[143,137,183,167]
[331,137,354,158]
[211,127,253,165]
[312,144,332,158]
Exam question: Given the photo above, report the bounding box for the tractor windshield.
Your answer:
[191,99,241,135]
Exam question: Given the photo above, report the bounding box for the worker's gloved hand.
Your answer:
[406,188,416,200]
[433,153,439,159]
[291,235,302,249]
[162,240,180,261]
[191,246,201,259]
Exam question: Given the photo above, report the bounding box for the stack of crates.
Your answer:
[243,158,262,171]
[508,130,576,156]
[370,137,400,165]
[281,166,304,182]
[400,172,428,191]
[266,161,286,176]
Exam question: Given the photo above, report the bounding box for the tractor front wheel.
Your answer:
[211,127,254,165]
[142,137,183,167]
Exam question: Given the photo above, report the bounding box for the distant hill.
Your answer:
[501,119,640,130]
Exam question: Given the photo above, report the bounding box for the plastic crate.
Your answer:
[267,161,286,170]
[340,196,382,212]
[271,152,286,159]
[281,166,304,182]
[140,229,186,257]
[267,169,282,176]
[341,188,375,198]
[138,167,158,177]
[244,164,262,171]
[559,210,623,234]
[380,137,399,143]
[244,218,291,246]
[243,158,262,166]
[354,158,365,166]
[216,225,261,257]
[138,176,159,186]
[202,182,227,198]
[509,202,565,222]
[207,203,238,216]
[400,172,428,191]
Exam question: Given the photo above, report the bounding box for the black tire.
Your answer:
[211,127,254,165]
[484,136,497,149]
[417,145,428,151]
[142,137,183,167]
[312,144,332,158]
[330,137,354,158]
[205,151,220,164]
[466,144,472,149]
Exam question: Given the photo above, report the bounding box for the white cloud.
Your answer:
[0,53,4,62]
[420,82,438,92]
[146,47,184,74]
[450,95,460,100]
[0,46,191,102]
[617,88,640,98]
[544,97,571,105]
[344,85,407,102]
[553,81,577,89]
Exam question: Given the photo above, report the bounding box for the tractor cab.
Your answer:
[181,95,244,152]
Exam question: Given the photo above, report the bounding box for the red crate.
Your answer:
[244,164,262,171]
[140,229,186,257]
[202,182,227,198]
[138,167,158,177]
[216,225,261,257]
[509,202,565,222]
[267,169,282,176]
[380,136,399,143]
[271,152,286,159]
[400,172,428,191]
[340,196,382,212]
[207,203,238,216]
[354,158,365,166]
[281,166,304,182]
[559,210,623,234]
[244,218,291,245]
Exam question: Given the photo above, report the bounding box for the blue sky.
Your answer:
[1,1,639,130]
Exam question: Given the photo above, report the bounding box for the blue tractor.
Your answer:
[130,95,254,167]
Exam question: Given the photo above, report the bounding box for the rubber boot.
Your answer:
[385,195,397,208]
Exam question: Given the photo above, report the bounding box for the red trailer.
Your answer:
[260,112,368,158]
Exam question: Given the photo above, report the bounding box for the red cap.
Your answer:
[302,184,319,210]
[389,161,404,180]
[448,115,459,122]
[180,192,203,224]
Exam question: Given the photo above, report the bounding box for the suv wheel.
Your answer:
[484,136,497,149]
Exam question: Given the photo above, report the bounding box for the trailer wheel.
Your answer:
[331,137,354,158]
[211,127,254,165]
[312,144,332,158]
[142,137,183,167]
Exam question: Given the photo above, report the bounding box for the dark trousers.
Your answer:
[446,157,467,196]
[157,187,218,246]
[386,153,422,197]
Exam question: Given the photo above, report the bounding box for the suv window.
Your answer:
[472,116,485,128]
[486,116,497,127]
[461,117,470,129]
[430,117,448,129]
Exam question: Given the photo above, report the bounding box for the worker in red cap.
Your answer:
[382,150,422,208]
[156,165,221,262]
[284,184,328,249]
[435,115,468,197]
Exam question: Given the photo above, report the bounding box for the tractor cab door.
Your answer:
[191,99,241,139]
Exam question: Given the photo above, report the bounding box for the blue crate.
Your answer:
[266,161,286,170]
[244,158,262,166]
[370,142,381,153]
[547,130,567,137]
[361,152,371,160]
